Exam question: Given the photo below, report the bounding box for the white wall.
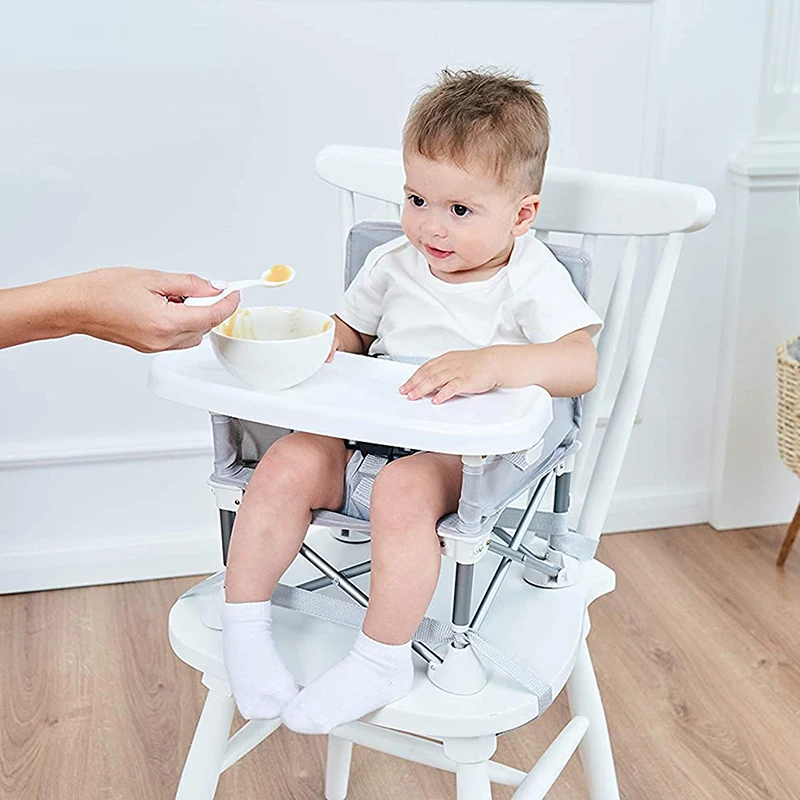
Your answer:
[0,0,767,592]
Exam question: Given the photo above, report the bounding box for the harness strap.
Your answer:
[271,581,554,714]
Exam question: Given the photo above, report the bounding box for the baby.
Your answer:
[222,68,602,734]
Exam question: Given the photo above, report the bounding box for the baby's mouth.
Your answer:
[424,244,454,259]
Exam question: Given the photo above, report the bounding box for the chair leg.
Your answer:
[443,735,496,800]
[566,640,620,800]
[325,735,354,800]
[777,497,800,566]
[455,762,493,800]
[176,677,236,800]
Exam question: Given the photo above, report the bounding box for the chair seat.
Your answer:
[170,527,615,739]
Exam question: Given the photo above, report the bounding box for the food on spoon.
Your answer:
[264,264,293,283]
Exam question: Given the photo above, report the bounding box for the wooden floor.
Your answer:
[1,524,798,799]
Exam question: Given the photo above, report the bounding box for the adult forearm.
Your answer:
[1,268,239,353]
[0,276,81,349]
[492,339,598,397]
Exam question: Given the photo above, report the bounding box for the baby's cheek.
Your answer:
[400,211,415,238]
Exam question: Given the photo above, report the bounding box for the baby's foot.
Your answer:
[222,600,299,719]
[281,631,413,734]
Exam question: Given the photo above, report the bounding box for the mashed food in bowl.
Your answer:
[217,308,333,341]
[217,308,257,339]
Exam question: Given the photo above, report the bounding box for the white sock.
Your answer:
[221,600,299,720]
[281,631,414,734]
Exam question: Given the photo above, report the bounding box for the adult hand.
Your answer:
[399,348,499,404]
[0,267,240,352]
[72,268,241,352]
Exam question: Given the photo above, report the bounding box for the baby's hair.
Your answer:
[403,67,550,194]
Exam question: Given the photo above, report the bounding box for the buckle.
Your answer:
[348,440,413,461]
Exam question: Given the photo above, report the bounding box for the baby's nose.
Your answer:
[421,215,447,238]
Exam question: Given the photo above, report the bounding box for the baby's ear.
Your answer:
[514,195,540,235]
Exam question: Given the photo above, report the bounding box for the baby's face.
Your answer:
[401,153,538,282]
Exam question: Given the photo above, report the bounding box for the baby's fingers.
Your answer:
[401,366,450,400]
[432,379,463,405]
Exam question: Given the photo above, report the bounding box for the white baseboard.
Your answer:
[0,488,711,595]
[600,488,710,534]
[0,532,223,595]
[0,431,211,469]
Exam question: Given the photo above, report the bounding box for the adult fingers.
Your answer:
[153,271,226,299]
[204,291,241,328]
[174,291,241,334]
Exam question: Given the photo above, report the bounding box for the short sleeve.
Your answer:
[336,244,392,336]
[510,244,603,343]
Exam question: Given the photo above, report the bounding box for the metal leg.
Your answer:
[566,639,620,800]
[554,471,571,515]
[298,543,441,665]
[471,474,552,630]
[297,560,372,591]
[219,509,235,566]
[325,735,354,800]
[452,563,475,631]
[176,677,236,800]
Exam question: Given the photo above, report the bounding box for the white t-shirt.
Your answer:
[337,234,602,359]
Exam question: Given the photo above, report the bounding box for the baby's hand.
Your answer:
[400,348,499,404]
[326,334,341,363]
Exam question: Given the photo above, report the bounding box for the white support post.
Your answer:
[176,676,236,800]
[443,736,497,800]
[221,718,281,773]
[511,716,589,800]
[566,641,620,800]
[332,721,527,787]
[325,735,354,800]
[574,235,641,499]
[577,233,684,543]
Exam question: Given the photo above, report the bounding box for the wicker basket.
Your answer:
[777,335,800,477]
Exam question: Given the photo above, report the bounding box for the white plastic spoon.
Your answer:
[184,264,296,306]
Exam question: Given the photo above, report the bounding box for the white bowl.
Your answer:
[210,306,334,391]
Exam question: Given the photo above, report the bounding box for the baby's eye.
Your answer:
[407,194,426,208]
[451,204,471,218]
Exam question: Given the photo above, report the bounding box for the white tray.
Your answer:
[147,341,553,456]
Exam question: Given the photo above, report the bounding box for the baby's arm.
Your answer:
[400,329,597,404]
[491,330,597,395]
[326,314,377,362]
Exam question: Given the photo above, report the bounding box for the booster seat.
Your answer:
[148,145,716,799]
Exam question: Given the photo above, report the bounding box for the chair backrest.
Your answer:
[316,145,716,542]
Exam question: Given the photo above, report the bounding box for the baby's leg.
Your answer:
[283,452,463,734]
[223,432,349,719]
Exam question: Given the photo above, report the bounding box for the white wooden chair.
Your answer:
[149,145,715,799]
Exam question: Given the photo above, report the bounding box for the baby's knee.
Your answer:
[254,433,338,487]
[371,460,443,517]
